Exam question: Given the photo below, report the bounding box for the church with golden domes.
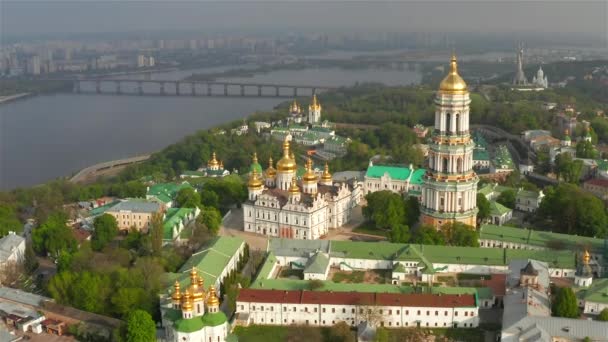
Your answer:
[420,54,479,228]
[161,268,230,342]
[287,94,322,125]
[243,137,362,239]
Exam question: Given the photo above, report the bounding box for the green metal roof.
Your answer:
[163,207,195,240]
[410,169,426,185]
[256,252,278,281]
[165,236,245,296]
[596,159,608,172]
[173,312,228,332]
[250,162,262,174]
[365,165,412,180]
[578,278,608,304]
[479,224,606,256]
[489,201,512,216]
[473,149,490,161]
[89,200,120,216]
[147,182,193,204]
[303,252,330,274]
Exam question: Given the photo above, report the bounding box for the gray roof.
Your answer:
[508,259,549,289]
[0,287,51,307]
[108,199,161,213]
[0,326,20,342]
[0,233,24,261]
[502,316,608,342]
[303,252,330,275]
[332,171,365,182]
[268,239,330,258]
[0,301,41,319]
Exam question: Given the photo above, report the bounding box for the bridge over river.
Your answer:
[48,78,337,98]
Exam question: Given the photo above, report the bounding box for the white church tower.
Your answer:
[308,94,322,124]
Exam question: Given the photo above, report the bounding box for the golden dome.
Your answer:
[171,281,182,302]
[207,286,220,307]
[288,178,300,195]
[248,169,264,190]
[309,94,321,111]
[439,54,467,94]
[302,158,318,184]
[266,157,277,178]
[321,162,332,183]
[583,250,591,264]
[197,276,204,288]
[208,152,220,168]
[290,99,300,113]
[181,291,193,311]
[277,137,297,173]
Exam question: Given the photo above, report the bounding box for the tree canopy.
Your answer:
[198,206,222,236]
[476,193,491,222]
[124,310,156,342]
[92,214,118,251]
[496,189,516,209]
[32,212,77,258]
[0,205,21,238]
[552,287,579,318]
[175,187,201,208]
[598,308,608,321]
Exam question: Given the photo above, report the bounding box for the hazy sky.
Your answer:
[1,1,607,37]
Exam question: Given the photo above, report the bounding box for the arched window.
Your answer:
[442,157,448,173]
[457,157,463,173]
[445,113,451,134]
[455,113,461,133]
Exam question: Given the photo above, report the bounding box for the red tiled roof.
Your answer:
[585,178,608,188]
[301,291,374,306]
[237,289,475,308]
[375,293,475,308]
[484,274,507,297]
[237,289,302,304]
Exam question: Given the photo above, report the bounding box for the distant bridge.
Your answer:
[47,78,337,98]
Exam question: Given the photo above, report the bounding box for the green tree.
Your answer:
[363,191,406,230]
[92,214,118,251]
[375,327,389,342]
[555,153,583,183]
[476,193,491,222]
[328,321,355,342]
[442,222,479,247]
[124,310,156,342]
[175,187,201,208]
[496,189,516,209]
[576,140,597,159]
[552,287,579,318]
[111,287,148,318]
[198,206,222,235]
[32,212,77,258]
[410,225,445,245]
[390,224,410,243]
[149,212,164,257]
[199,188,220,208]
[23,242,39,274]
[0,205,21,237]
[597,308,608,321]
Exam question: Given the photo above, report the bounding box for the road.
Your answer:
[69,154,150,184]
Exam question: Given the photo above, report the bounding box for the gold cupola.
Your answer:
[309,94,321,111]
[207,285,220,307]
[248,169,264,190]
[189,268,205,302]
[181,290,193,312]
[439,53,467,95]
[583,250,591,264]
[207,152,220,168]
[277,137,297,173]
[266,156,277,178]
[288,178,300,195]
[321,162,333,183]
[302,158,318,184]
[290,99,301,113]
[171,280,182,303]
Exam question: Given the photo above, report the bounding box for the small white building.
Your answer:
[515,189,544,213]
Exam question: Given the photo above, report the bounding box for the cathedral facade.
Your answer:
[420,54,479,228]
[243,138,361,240]
[162,269,230,342]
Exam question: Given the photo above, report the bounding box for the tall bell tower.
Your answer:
[420,54,478,228]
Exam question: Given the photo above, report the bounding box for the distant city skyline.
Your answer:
[1,1,606,39]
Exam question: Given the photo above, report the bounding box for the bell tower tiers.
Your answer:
[420,54,478,229]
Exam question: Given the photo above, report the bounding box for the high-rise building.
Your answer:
[420,54,478,228]
[29,55,41,75]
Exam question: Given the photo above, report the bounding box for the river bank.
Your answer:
[0,93,33,104]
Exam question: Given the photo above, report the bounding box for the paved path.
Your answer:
[70,154,150,183]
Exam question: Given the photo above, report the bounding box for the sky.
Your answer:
[1,1,606,38]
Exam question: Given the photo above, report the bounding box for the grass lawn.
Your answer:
[352,225,389,237]
[384,327,486,342]
[333,270,365,283]
[233,325,335,342]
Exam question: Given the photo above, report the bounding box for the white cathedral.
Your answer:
[243,138,362,240]
[287,94,322,125]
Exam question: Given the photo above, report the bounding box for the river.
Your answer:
[0,66,421,190]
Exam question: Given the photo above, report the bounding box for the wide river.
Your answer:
[0,66,421,190]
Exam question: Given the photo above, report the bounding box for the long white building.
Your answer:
[237,289,479,329]
[243,138,362,240]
